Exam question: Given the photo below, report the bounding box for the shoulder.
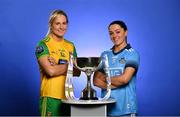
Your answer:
[35,37,50,58]
[64,39,75,47]
[125,47,140,66]
[36,37,50,46]
[101,49,112,56]
[125,47,140,58]
[63,39,77,56]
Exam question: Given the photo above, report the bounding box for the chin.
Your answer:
[58,34,63,37]
[57,33,64,37]
[114,42,120,46]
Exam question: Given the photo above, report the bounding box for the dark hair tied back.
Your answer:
[108,20,127,31]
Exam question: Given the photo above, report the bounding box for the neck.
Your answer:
[114,42,127,53]
[49,33,63,42]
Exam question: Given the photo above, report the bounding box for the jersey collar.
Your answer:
[111,44,131,55]
[48,36,64,45]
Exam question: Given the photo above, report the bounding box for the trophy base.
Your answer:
[79,97,98,100]
[80,87,98,100]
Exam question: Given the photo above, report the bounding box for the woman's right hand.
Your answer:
[48,56,57,66]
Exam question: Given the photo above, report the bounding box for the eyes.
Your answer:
[109,30,121,36]
[54,22,67,26]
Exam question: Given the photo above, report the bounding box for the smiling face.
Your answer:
[109,24,127,47]
[50,14,68,39]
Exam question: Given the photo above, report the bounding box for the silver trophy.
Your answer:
[65,54,111,101]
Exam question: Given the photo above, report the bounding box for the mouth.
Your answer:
[113,38,119,43]
[57,29,65,33]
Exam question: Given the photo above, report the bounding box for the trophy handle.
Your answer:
[73,60,87,72]
[98,54,111,101]
[65,54,79,100]
[94,60,102,72]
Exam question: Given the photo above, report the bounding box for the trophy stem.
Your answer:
[79,71,98,100]
[87,75,91,89]
[86,75,91,98]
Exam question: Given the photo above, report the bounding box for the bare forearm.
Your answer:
[94,77,122,89]
[46,64,68,77]
[38,56,68,77]
[93,71,108,89]
[111,76,126,88]
[111,67,136,88]
[94,78,107,89]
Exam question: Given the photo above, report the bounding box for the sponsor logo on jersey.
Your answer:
[36,46,44,54]
[58,59,67,64]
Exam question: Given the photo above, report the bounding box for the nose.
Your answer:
[112,33,117,39]
[59,24,63,29]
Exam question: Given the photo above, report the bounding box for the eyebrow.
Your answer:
[109,29,120,32]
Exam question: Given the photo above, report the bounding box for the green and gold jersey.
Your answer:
[35,36,77,99]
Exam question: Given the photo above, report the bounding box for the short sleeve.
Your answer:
[35,41,49,59]
[97,52,106,74]
[125,50,140,72]
[72,45,77,58]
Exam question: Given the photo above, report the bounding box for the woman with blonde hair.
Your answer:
[35,9,79,116]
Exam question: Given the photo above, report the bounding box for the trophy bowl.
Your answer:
[76,57,100,68]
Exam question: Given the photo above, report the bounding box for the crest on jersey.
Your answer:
[36,46,44,54]
[119,57,126,64]
[60,50,66,57]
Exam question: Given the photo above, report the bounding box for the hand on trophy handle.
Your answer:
[48,56,57,66]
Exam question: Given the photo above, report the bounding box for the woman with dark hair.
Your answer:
[94,20,140,117]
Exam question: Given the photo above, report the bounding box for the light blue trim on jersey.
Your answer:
[100,45,140,116]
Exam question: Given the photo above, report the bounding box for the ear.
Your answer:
[125,30,128,37]
[48,23,52,31]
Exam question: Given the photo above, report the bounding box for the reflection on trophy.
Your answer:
[65,54,111,101]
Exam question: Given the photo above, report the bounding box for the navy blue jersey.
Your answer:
[99,44,140,116]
